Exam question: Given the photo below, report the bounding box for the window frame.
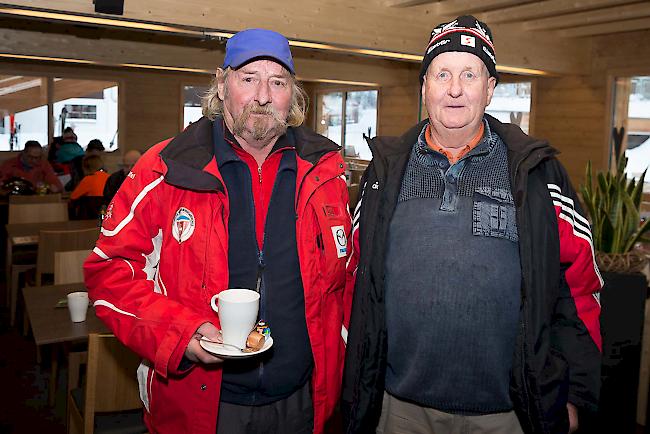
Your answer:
[313,86,380,161]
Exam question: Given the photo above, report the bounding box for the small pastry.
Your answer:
[246,331,265,352]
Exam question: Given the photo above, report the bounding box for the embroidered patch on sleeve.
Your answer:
[331,225,347,258]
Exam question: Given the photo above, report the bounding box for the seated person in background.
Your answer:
[69,154,110,219]
[47,136,65,173]
[86,139,105,156]
[57,129,85,191]
[103,149,141,204]
[0,140,63,193]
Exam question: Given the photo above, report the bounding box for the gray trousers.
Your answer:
[377,392,524,434]
[216,382,313,434]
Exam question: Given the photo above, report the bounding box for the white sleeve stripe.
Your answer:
[552,200,593,240]
[101,176,165,237]
[122,259,135,279]
[341,325,348,345]
[548,190,590,227]
[93,300,140,319]
[556,212,604,287]
[93,247,109,260]
[547,183,561,192]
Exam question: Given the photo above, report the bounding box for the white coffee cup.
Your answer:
[67,291,89,323]
[210,288,260,349]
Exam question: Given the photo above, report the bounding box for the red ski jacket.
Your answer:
[84,117,353,434]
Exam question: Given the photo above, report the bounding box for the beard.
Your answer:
[232,103,289,142]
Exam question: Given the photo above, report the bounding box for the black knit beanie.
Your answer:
[419,15,498,85]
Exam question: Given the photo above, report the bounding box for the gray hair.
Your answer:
[201,67,308,127]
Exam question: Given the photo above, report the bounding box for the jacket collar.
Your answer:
[160,116,340,191]
[368,114,557,167]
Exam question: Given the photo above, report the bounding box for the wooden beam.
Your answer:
[558,17,650,37]
[524,3,650,31]
[434,0,534,16]
[385,0,437,7]
[53,79,116,102]
[0,28,419,86]
[1,0,591,74]
[480,0,636,24]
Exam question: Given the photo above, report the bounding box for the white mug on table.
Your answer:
[67,291,89,323]
[210,288,260,349]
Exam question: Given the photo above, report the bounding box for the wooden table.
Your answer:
[4,219,97,324]
[22,283,109,406]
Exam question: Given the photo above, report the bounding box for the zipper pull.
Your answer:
[258,166,262,184]
[255,251,265,293]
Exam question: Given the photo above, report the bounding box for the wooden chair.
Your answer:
[67,333,146,434]
[35,228,100,286]
[20,228,99,333]
[55,250,92,285]
[8,201,68,223]
[9,193,62,204]
[8,200,69,326]
[348,183,360,212]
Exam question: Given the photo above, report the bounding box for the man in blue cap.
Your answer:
[85,28,352,434]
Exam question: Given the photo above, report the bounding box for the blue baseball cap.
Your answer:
[223,28,295,75]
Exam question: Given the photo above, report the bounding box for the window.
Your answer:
[183,85,209,128]
[64,104,97,120]
[316,89,378,161]
[486,82,532,134]
[625,76,650,191]
[0,76,48,150]
[53,84,119,150]
[611,75,650,193]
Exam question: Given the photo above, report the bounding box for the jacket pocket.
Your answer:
[472,187,518,242]
[312,203,350,293]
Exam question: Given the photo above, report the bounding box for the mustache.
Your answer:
[232,102,288,141]
[244,103,284,121]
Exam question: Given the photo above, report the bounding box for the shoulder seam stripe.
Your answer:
[101,176,164,237]
[549,190,590,227]
[556,211,604,287]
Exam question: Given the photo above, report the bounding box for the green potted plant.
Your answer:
[580,127,649,433]
[581,130,649,272]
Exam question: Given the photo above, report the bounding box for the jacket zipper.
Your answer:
[253,162,266,404]
[513,149,549,432]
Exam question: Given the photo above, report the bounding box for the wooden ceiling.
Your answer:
[0,0,648,77]
[389,0,650,38]
[0,77,116,114]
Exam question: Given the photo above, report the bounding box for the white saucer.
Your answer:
[200,336,274,359]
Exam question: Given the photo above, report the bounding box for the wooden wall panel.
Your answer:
[121,75,182,150]
[377,78,420,137]
[534,28,650,187]
[534,74,606,186]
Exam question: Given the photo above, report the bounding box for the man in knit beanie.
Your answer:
[342,15,602,434]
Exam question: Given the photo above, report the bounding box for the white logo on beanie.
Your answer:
[474,21,492,42]
[461,35,475,47]
[427,38,450,54]
[432,19,458,36]
[482,46,496,65]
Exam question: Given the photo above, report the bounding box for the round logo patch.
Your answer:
[172,207,195,243]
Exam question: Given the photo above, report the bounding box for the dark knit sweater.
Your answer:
[384,121,521,414]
